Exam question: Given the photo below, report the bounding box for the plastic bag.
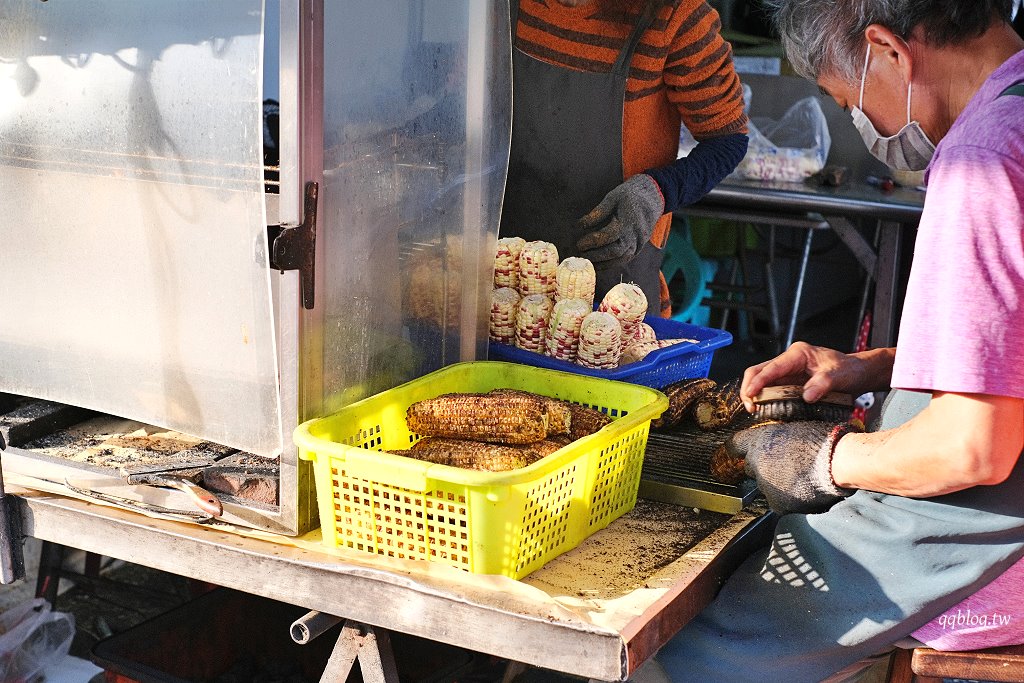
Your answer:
[734,84,831,182]
[0,598,75,683]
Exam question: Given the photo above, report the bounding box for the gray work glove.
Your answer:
[575,174,665,268]
[723,420,860,515]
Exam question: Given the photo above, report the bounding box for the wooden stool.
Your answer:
[886,643,1024,682]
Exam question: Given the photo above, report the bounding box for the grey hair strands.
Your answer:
[764,0,1014,83]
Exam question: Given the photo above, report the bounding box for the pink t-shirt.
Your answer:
[891,51,1024,651]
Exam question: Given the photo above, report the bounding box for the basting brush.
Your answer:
[752,386,853,423]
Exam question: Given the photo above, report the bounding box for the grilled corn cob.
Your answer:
[489,287,521,345]
[522,436,571,464]
[651,378,716,430]
[404,438,529,472]
[545,298,590,362]
[708,420,785,484]
[598,282,648,340]
[518,241,559,296]
[406,392,550,444]
[693,378,745,430]
[709,441,749,485]
[494,237,526,289]
[567,403,612,439]
[555,257,597,306]
[577,311,622,369]
[486,389,572,436]
[514,294,553,353]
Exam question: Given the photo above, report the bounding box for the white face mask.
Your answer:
[850,44,936,171]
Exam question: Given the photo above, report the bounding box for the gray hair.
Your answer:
[764,0,1014,83]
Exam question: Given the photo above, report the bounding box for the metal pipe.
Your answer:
[291,610,343,644]
[785,228,815,349]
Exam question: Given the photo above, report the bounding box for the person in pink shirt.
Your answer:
[649,1,1024,681]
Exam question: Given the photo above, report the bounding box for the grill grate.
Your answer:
[640,417,761,513]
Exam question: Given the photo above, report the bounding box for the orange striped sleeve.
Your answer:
[513,1,746,138]
[663,0,747,137]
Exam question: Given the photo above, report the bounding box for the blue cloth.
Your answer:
[656,390,1024,682]
[645,133,748,212]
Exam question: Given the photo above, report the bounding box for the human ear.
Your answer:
[864,23,915,82]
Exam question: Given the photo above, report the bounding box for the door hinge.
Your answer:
[268,181,318,310]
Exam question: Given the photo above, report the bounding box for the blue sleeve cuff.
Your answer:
[645,133,748,213]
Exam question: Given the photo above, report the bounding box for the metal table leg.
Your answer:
[785,227,815,349]
[871,221,903,348]
[292,611,400,683]
[321,621,400,683]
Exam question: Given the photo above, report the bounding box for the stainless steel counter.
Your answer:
[703,178,925,223]
[13,487,771,681]
[681,177,926,349]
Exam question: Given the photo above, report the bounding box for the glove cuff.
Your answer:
[824,423,858,497]
[642,173,666,214]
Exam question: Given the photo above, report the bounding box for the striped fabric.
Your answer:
[512,0,745,315]
[515,0,747,140]
[514,0,747,256]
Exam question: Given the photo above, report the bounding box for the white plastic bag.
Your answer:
[0,598,75,683]
[734,84,832,182]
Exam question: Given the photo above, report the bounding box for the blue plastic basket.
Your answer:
[489,317,732,388]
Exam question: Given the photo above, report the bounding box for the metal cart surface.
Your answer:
[15,486,771,682]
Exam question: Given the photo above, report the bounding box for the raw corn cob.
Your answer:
[555,257,597,306]
[403,438,530,472]
[494,237,526,289]
[652,378,716,430]
[598,282,648,340]
[518,241,559,296]
[631,322,657,344]
[489,287,521,344]
[618,338,695,366]
[577,311,622,369]
[486,389,572,436]
[514,294,553,353]
[406,392,551,444]
[544,298,590,362]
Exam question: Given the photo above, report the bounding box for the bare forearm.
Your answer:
[831,425,973,497]
[831,392,1024,497]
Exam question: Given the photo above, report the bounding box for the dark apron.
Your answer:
[501,2,663,306]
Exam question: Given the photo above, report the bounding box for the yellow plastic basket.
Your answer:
[295,361,668,579]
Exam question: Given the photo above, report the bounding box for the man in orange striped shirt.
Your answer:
[500,0,748,316]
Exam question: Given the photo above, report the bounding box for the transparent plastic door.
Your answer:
[0,1,283,456]
[316,0,511,414]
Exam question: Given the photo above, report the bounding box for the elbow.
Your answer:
[947,438,1022,488]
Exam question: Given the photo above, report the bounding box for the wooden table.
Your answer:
[13,487,771,682]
